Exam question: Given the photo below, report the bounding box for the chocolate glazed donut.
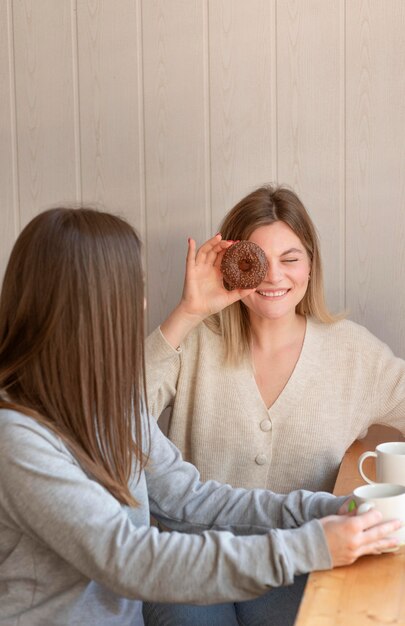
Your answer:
[220,241,268,290]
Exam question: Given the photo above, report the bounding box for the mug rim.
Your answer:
[376,441,405,454]
[354,483,405,499]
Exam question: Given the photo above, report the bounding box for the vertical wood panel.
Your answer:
[0,0,19,284]
[13,0,78,226]
[77,0,144,235]
[277,0,343,313]
[2,0,405,356]
[209,0,276,229]
[346,0,405,355]
[142,0,208,331]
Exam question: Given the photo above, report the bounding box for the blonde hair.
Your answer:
[206,185,340,364]
[0,208,149,506]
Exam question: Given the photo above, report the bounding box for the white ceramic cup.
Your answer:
[358,441,405,486]
[352,483,405,545]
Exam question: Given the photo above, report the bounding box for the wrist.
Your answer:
[160,303,204,349]
[175,300,207,327]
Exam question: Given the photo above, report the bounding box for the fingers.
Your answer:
[346,512,401,557]
[206,241,229,266]
[195,234,222,265]
[185,237,197,271]
[186,235,225,269]
[356,526,401,556]
[195,234,234,267]
[353,507,401,533]
[343,508,401,538]
[360,536,400,555]
[360,517,402,545]
[223,287,256,306]
[351,507,383,530]
[186,234,231,276]
[235,287,257,298]
[321,511,402,567]
[187,234,239,280]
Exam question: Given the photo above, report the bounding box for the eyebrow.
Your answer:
[281,248,304,256]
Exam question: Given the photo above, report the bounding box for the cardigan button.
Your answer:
[255,454,268,466]
[260,419,272,432]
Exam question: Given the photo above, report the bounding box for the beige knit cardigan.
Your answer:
[145,318,405,493]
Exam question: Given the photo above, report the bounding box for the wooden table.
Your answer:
[295,425,405,626]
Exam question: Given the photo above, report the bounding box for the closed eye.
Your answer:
[282,259,298,263]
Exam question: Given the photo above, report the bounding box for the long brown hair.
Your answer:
[207,185,340,364]
[0,208,148,506]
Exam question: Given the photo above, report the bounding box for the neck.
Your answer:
[249,313,306,352]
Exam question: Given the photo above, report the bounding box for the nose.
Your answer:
[265,260,283,284]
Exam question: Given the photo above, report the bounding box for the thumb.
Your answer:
[226,287,256,303]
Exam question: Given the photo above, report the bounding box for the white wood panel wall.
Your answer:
[1,0,405,356]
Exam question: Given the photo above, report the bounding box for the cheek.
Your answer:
[295,265,311,286]
[290,271,310,298]
[299,272,310,286]
[241,292,259,312]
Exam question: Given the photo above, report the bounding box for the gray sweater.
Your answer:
[0,408,343,625]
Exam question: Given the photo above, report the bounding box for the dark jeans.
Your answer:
[142,574,308,626]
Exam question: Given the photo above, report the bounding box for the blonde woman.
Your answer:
[144,185,405,625]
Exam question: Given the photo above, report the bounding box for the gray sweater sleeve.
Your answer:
[146,415,346,533]
[0,411,337,604]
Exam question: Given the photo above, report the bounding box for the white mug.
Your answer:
[358,441,405,485]
[352,483,405,545]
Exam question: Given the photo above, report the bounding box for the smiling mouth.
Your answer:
[256,289,289,298]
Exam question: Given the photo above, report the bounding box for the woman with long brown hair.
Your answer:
[144,184,405,625]
[0,207,399,626]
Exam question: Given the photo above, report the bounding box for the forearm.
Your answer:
[151,477,345,535]
[147,418,345,533]
[116,520,332,603]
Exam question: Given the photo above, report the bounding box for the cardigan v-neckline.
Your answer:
[233,317,315,417]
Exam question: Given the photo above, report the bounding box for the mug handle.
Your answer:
[358,451,377,484]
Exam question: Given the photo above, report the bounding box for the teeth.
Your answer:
[257,289,288,297]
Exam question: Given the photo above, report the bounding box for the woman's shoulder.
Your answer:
[1,407,47,433]
[308,316,392,353]
[0,408,65,459]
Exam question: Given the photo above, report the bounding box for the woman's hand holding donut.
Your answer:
[181,235,254,316]
[160,234,254,350]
